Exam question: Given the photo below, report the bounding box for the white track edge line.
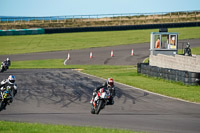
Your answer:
[76,70,200,105]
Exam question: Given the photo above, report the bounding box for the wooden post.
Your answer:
[178,12,179,19]
[170,12,171,19]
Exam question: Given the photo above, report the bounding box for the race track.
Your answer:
[0,39,200,133]
[0,39,200,65]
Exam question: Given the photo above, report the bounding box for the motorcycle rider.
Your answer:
[5,58,11,69]
[184,42,192,56]
[1,58,11,71]
[0,75,17,109]
[90,78,115,105]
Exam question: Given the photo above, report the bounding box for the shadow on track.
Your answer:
[0,69,149,109]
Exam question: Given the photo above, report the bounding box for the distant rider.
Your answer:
[91,78,115,105]
[6,58,11,69]
[184,42,192,56]
[1,58,11,70]
[0,75,17,109]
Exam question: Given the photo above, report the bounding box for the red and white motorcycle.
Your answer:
[91,87,111,114]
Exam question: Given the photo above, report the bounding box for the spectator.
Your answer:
[184,42,192,56]
[155,37,160,48]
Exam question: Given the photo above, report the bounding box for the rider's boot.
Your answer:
[90,98,94,103]
[90,93,96,103]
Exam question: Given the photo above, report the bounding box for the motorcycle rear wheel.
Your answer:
[91,107,95,114]
[0,101,6,111]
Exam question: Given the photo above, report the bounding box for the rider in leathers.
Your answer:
[1,58,11,71]
[0,75,17,109]
[91,78,115,105]
[184,42,192,56]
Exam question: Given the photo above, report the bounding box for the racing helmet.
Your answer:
[8,75,15,84]
[186,42,190,48]
[7,58,10,61]
[107,78,114,87]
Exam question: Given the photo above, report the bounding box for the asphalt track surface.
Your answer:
[0,39,200,65]
[0,39,200,133]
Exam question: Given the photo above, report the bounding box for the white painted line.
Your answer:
[76,70,200,105]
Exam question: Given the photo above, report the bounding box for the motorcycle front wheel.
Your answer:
[95,100,104,114]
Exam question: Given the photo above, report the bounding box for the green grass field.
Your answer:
[11,59,200,103]
[1,27,200,132]
[0,27,200,55]
[0,121,141,133]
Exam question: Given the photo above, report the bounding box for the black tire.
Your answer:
[0,101,6,111]
[91,105,95,114]
[95,100,103,115]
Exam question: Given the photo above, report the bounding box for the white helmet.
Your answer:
[8,75,15,84]
[7,58,10,61]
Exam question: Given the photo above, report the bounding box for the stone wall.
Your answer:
[149,54,200,72]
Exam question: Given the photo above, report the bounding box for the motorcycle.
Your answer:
[91,87,111,114]
[0,87,13,111]
[0,62,8,73]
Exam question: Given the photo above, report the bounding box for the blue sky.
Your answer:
[0,0,199,16]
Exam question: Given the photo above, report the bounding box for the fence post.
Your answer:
[153,14,155,21]
[178,12,179,19]
[195,12,197,20]
[170,12,171,19]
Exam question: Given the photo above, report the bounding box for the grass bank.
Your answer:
[178,46,200,55]
[0,27,200,55]
[0,121,140,133]
[10,59,200,103]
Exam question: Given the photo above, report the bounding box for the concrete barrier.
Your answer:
[150,54,200,72]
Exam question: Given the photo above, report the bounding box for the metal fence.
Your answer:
[0,10,200,30]
[1,10,200,23]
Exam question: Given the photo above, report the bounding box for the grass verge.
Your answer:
[178,46,200,55]
[0,121,140,133]
[0,27,200,55]
[10,59,200,103]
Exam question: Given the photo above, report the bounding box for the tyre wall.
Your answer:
[137,63,200,85]
[44,22,200,34]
